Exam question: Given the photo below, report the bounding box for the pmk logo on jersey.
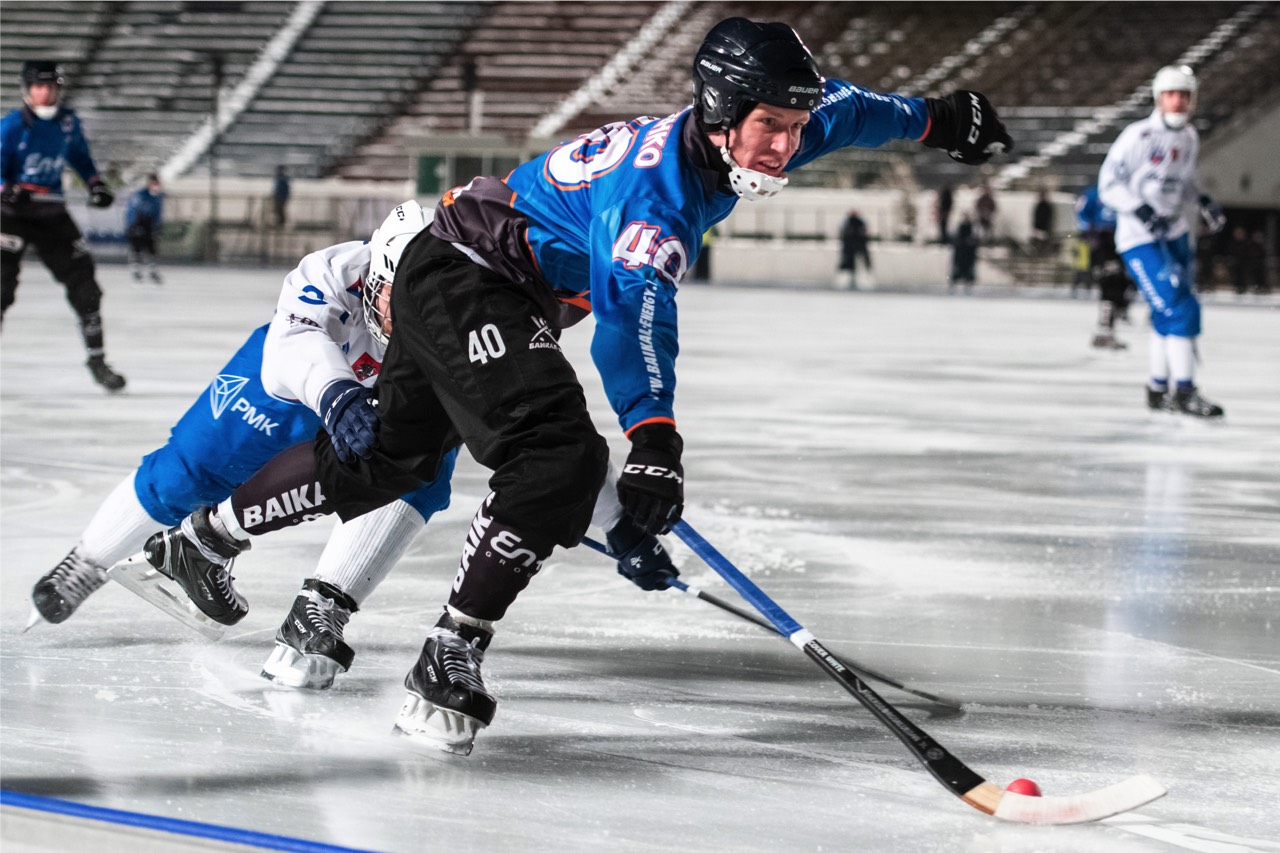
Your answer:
[612,221,688,284]
[529,315,560,351]
[209,374,279,435]
[210,374,250,418]
[351,352,380,381]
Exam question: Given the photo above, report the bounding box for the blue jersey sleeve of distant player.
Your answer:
[787,79,929,169]
[63,112,100,184]
[589,197,697,435]
[1,110,24,186]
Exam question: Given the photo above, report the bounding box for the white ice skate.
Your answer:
[392,693,486,756]
[108,554,226,640]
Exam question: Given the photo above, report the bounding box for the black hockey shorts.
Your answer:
[1091,233,1129,305]
[1,203,101,316]
[316,233,608,550]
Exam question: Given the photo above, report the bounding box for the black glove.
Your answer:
[605,515,679,591]
[922,91,1015,165]
[1199,195,1226,234]
[1,183,30,209]
[617,423,684,534]
[319,379,379,463]
[87,177,114,209]
[1134,204,1171,241]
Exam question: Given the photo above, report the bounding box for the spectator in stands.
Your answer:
[836,209,871,290]
[1,60,125,391]
[1099,64,1227,417]
[1031,189,1054,255]
[949,215,979,293]
[126,173,164,284]
[975,183,997,242]
[272,165,290,227]
[934,184,953,244]
[134,17,1013,757]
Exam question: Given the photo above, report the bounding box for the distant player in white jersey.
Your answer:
[1098,65,1227,417]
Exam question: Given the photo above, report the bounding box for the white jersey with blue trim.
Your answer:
[501,78,928,433]
[1098,110,1201,254]
[261,240,384,413]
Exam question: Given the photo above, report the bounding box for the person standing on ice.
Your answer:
[1,60,125,391]
[1098,64,1227,417]
[31,200,677,692]
[121,18,1013,755]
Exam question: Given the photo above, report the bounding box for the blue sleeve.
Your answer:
[64,116,100,184]
[155,194,164,227]
[788,79,930,169]
[125,191,139,225]
[1,113,23,186]
[588,198,696,435]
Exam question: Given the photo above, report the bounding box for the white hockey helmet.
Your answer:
[364,200,432,346]
[1152,65,1197,128]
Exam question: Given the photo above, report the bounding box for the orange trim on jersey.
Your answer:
[625,417,676,438]
[915,114,932,142]
[559,291,592,312]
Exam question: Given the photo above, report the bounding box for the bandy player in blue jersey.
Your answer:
[128,18,1014,754]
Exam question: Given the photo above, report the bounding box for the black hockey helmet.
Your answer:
[692,18,824,132]
[20,60,64,89]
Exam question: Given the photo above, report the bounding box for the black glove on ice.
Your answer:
[606,515,679,591]
[923,91,1015,165]
[319,379,379,463]
[617,423,684,535]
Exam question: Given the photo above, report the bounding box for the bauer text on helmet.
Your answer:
[694,18,824,201]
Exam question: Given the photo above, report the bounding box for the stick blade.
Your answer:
[992,775,1167,825]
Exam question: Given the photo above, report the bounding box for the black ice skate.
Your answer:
[1146,386,1173,412]
[110,508,248,638]
[1091,332,1127,350]
[261,579,358,690]
[28,548,108,627]
[86,355,126,392]
[393,611,496,756]
[1172,386,1224,418]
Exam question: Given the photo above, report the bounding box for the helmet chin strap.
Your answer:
[1160,110,1189,130]
[720,128,787,201]
[30,104,58,120]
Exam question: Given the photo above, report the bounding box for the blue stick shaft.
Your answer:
[671,520,804,637]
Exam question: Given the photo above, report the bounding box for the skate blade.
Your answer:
[108,556,226,640]
[391,693,484,756]
[22,608,43,633]
[260,643,342,690]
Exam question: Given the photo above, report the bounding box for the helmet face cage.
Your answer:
[692,18,824,132]
[362,200,432,347]
[362,268,392,348]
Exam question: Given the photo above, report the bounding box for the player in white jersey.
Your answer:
[1098,65,1227,417]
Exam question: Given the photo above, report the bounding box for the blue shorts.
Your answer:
[1121,235,1200,337]
[135,324,454,524]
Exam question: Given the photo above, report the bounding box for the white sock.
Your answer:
[1148,330,1169,388]
[77,472,166,567]
[313,500,425,606]
[1166,335,1196,386]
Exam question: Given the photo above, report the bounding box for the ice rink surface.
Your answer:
[2,263,1278,852]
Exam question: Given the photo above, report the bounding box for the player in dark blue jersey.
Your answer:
[129,18,1013,755]
[1075,184,1130,350]
[1,60,124,390]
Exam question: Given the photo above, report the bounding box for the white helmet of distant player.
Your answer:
[364,200,432,347]
[1151,65,1197,129]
